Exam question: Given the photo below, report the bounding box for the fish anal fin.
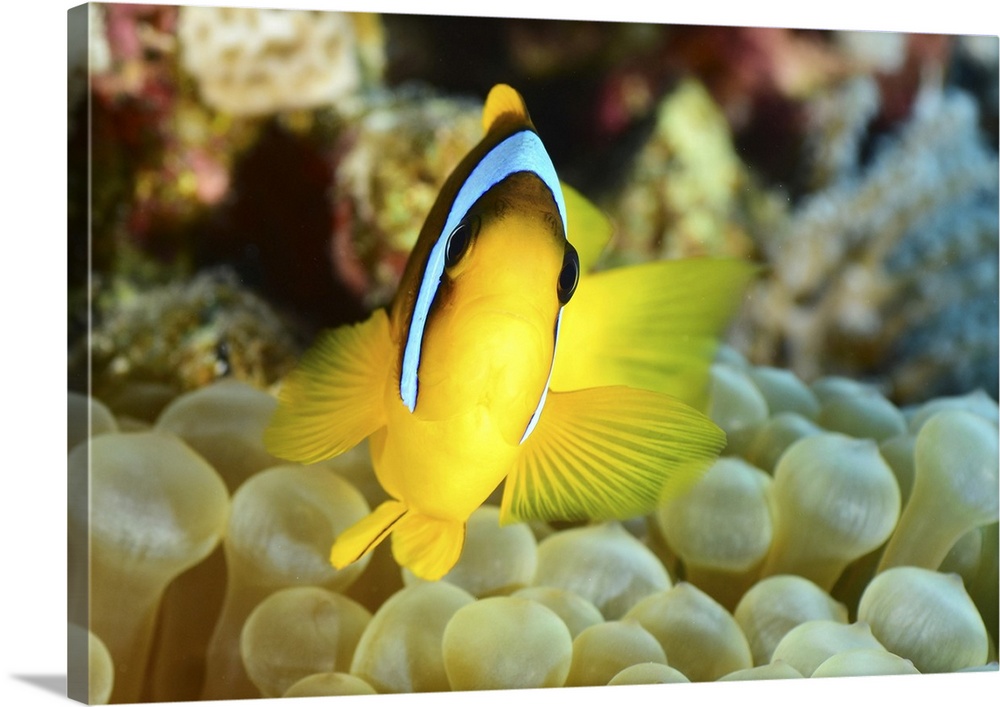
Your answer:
[264,308,392,465]
[391,512,466,581]
[330,500,406,569]
[501,386,725,524]
[482,84,532,134]
[562,181,613,272]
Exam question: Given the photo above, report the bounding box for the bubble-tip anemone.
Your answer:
[239,586,371,697]
[202,464,370,698]
[858,566,989,673]
[564,620,667,687]
[877,410,999,572]
[351,583,475,693]
[282,672,377,696]
[533,522,671,620]
[607,662,691,685]
[760,433,901,590]
[733,575,848,666]
[69,431,229,703]
[656,457,773,609]
[769,620,886,677]
[442,596,573,691]
[624,582,752,681]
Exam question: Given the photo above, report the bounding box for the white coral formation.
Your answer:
[177,7,379,115]
[749,76,999,401]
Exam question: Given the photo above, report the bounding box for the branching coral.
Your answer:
[747,76,999,403]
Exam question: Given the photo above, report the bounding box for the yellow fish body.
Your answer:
[265,84,755,580]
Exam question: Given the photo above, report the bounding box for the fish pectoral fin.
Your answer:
[561,181,613,272]
[551,258,758,411]
[264,308,392,464]
[391,512,466,582]
[500,386,726,524]
[330,500,407,569]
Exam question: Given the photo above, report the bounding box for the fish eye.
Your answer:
[557,242,580,305]
[445,217,479,268]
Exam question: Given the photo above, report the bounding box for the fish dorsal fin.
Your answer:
[264,309,392,464]
[482,83,532,134]
[500,386,725,524]
[562,181,613,272]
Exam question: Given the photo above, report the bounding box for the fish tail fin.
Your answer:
[264,308,393,464]
[330,500,406,569]
[391,512,466,582]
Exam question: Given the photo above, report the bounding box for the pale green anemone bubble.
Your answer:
[607,662,691,685]
[878,433,917,505]
[714,343,751,370]
[351,583,475,693]
[282,672,378,697]
[707,363,770,455]
[878,410,999,573]
[564,620,667,687]
[760,433,900,591]
[809,376,881,404]
[655,457,773,610]
[510,586,604,638]
[202,465,370,699]
[769,620,886,677]
[744,412,823,473]
[810,648,920,678]
[533,522,671,620]
[858,567,989,673]
[68,391,118,452]
[68,624,115,705]
[148,382,315,702]
[716,660,804,681]
[68,431,229,704]
[441,596,573,691]
[906,389,999,433]
[733,575,848,666]
[154,379,285,492]
[402,505,537,597]
[239,586,372,698]
[624,582,752,682]
[816,390,906,441]
[748,366,821,419]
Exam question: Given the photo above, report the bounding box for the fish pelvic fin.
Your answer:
[264,308,392,464]
[551,258,758,411]
[330,500,406,569]
[500,386,725,524]
[391,512,466,582]
[330,501,467,582]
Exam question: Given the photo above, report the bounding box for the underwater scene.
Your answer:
[67,3,999,704]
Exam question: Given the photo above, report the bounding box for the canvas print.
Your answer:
[67,3,999,704]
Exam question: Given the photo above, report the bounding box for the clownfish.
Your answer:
[265,84,755,580]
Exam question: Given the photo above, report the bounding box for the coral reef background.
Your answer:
[69,5,999,408]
